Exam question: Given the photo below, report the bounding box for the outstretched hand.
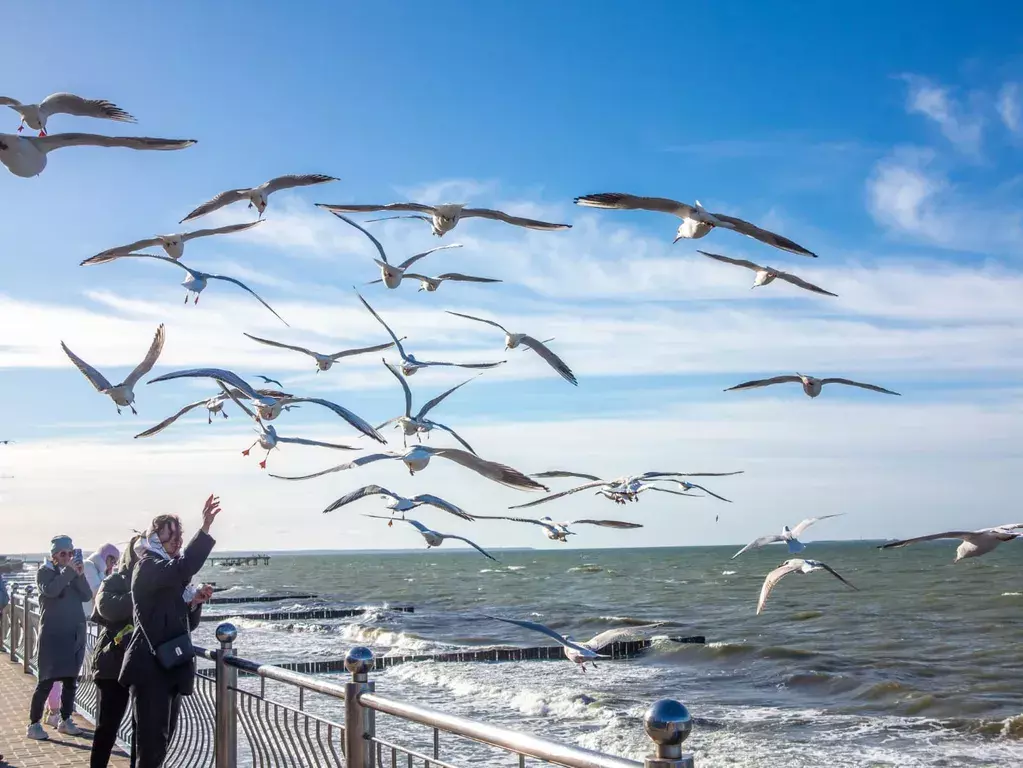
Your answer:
[201,494,221,533]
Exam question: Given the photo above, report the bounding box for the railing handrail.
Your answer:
[360,690,642,768]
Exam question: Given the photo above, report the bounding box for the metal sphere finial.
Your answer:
[345,646,375,676]
[215,622,238,644]
[644,698,693,747]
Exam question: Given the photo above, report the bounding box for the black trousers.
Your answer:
[90,679,131,768]
[29,676,76,723]
[130,681,183,768]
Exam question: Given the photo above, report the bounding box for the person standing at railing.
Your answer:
[82,543,121,617]
[89,535,141,768]
[119,494,220,768]
[27,534,92,741]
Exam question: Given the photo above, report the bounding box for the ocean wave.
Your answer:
[567,564,603,574]
[721,570,737,576]
[1002,592,1022,597]
[506,565,526,571]
[338,623,434,653]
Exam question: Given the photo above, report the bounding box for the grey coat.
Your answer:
[35,563,92,680]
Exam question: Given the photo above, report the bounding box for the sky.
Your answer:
[3,2,1023,554]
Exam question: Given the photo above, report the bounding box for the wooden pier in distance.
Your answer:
[209,592,319,605]
[201,605,415,623]
[210,554,271,567]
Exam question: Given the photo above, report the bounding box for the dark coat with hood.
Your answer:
[118,530,214,694]
[89,565,136,681]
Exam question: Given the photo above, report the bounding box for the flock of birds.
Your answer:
[5,90,1021,666]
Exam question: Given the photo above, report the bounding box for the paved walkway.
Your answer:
[0,657,128,767]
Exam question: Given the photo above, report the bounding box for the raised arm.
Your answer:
[36,565,77,598]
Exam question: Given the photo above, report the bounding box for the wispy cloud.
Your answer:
[998,82,1021,134]
[396,178,499,203]
[901,75,984,156]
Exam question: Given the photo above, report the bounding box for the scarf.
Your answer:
[135,533,197,604]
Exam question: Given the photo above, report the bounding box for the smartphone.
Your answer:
[72,548,82,563]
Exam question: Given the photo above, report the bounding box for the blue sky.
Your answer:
[3,2,1023,553]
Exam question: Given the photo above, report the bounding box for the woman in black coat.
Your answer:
[88,536,140,768]
[119,495,220,768]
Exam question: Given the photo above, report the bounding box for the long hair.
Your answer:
[148,514,182,540]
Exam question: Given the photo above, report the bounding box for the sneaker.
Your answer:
[57,718,83,736]
[45,712,60,727]
[26,722,49,740]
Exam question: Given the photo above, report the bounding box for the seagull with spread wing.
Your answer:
[472,514,642,542]
[243,331,396,373]
[355,290,505,376]
[146,367,385,442]
[484,617,610,671]
[513,470,743,509]
[269,444,546,492]
[733,515,845,559]
[215,383,356,470]
[757,559,858,615]
[180,174,338,222]
[80,252,288,325]
[0,92,135,135]
[877,523,1023,563]
[446,311,576,386]
[325,485,473,522]
[725,373,900,398]
[133,386,297,438]
[0,133,195,178]
[364,516,496,561]
[377,359,478,452]
[61,324,165,415]
[574,192,817,257]
[254,374,283,387]
[316,202,570,238]
[406,273,503,292]
[326,211,462,288]
[697,251,837,297]
[80,221,262,265]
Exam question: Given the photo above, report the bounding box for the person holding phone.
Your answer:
[27,535,92,740]
[119,494,220,768]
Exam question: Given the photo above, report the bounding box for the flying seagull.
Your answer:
[269,444,547,492]
[697,251,837,297]
[594,481,704,503]
[0,133,195,178]
[404,273,503,292]
[254,374,283,387]
[180,174,338,223]
[326,211,462,288]
[757,559,858,615]
[446,311,576,386]
[574,193,817,257]
[377,359,478,452]
[0,92,135,135]
[81,252,288,325]
[364,515,497,561]
[877,524,1023,563]
[80,221,263,265]
[323,484,473,522]
[725,373,900,398]
[484,617,609,671]
[316,202,571,238]
[243,332,396,373]
[217,383,355,470]
[472,514,642,542]
[512,470,743,509]
[355,289,505,376]
[732,515,845,559]
[133,386,296,438]
[146,367,385,442]
[61,324,165,415]
[650,478,735,503]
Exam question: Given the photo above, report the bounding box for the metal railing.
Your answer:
[2,587,696,768]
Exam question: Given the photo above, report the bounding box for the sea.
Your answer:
[190,542,1023,768]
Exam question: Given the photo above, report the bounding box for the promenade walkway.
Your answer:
[0,658,128,767]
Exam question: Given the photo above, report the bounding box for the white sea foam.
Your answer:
[721,570,737,576]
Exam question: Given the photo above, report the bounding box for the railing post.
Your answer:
[2,585,13,657]
[22,588,33,674]
[344,646,376,768]
[215,622,238,768]
[643,698,695,768]
[8,587,18,661]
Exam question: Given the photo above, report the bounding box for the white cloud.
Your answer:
[998,82,1021,133]
[396,178,499,203]
[866,149,1023,253]
[2,398,1021,553]
[902,75,984,155]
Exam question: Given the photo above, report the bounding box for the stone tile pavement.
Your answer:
[0,657,128,767]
